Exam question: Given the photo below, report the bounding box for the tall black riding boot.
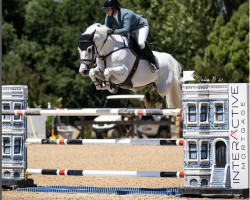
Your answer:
[141,44,159,73]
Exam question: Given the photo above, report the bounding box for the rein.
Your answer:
[95,34,128,69]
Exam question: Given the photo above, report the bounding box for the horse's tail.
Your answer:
[165,55,182,109]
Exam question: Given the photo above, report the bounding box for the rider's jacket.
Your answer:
[104,8,148,35]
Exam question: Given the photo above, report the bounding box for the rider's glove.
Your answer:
[107,29,114,35]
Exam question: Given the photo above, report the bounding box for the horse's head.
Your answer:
[78,29,96,77]
[78,23,109,76]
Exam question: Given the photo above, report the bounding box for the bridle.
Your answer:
[79,45,96,70]
[79,29,129,71]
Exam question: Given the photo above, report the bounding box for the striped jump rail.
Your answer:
[26,169,184,178]
[26,138,184,146]
[2,108,182,116]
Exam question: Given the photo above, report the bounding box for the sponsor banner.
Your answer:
[229,83,249,188]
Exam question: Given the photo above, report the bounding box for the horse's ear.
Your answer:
[78,30,82,39]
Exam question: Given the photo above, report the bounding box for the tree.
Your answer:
[21,0,110,108]
[194,2,249,83]
[2,0,248,109]
[2,0,30,37]
[120,0,218,70]
[211,0,248,22]
[2,19,49,107]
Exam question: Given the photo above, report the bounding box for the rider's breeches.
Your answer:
[134,25,149,49]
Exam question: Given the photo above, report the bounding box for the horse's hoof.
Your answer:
[155,102,163,109]
[95,86,101,90]
[109,87,118,94]
[144,102,154,109]
[109,85,118,94]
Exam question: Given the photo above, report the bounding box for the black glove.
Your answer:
[107,29,114,35]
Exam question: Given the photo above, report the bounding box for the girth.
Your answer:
[119,55,140,89]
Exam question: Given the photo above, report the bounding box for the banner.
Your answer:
[229,83,249,189]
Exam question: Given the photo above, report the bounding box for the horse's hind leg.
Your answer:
[143,92,152,108]
[143,84,155,108]
[143,84,164,109]
[155,97,163,109]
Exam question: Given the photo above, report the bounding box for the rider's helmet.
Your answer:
[101,0,120,11]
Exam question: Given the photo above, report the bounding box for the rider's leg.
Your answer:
[141,44,159,72]
[135,26,158,73]
[135,25,148,50]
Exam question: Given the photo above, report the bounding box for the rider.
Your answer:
[101,0,159,73]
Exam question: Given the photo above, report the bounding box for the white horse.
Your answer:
[78,23,182,109]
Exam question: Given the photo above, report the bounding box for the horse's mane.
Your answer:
[83,23,125,45]
[84,23,108,35]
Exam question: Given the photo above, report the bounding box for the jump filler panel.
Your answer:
[2,83,249,198]
[180,83,249,198]
[2,85,35,189]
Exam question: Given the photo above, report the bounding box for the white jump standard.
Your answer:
[26,169,184,178]
[2,108,182,116]
[26,138,184,146]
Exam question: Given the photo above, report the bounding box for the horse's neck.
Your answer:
[95,34,127,55]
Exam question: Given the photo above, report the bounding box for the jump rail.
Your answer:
[26,169,184,178]
[26,138,184,146]
[2,108,182,116]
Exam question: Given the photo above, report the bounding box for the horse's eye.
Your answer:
[88,47,92,53]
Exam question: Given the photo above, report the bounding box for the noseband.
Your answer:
[80,45,96,69]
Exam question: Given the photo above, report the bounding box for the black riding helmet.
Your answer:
[101,0,120,11]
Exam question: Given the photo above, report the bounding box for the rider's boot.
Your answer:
[141,44,159,73]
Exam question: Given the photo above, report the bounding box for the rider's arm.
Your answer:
[113,13,132,35]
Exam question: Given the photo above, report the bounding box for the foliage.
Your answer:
[2,0,249,110]
[194,2,249,83]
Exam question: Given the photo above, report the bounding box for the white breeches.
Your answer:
[134,25,149,49]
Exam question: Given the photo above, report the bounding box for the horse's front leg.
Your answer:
[103,65,128,94]
[89,67,105,90]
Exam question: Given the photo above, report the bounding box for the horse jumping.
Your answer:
[78,23,182,109]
